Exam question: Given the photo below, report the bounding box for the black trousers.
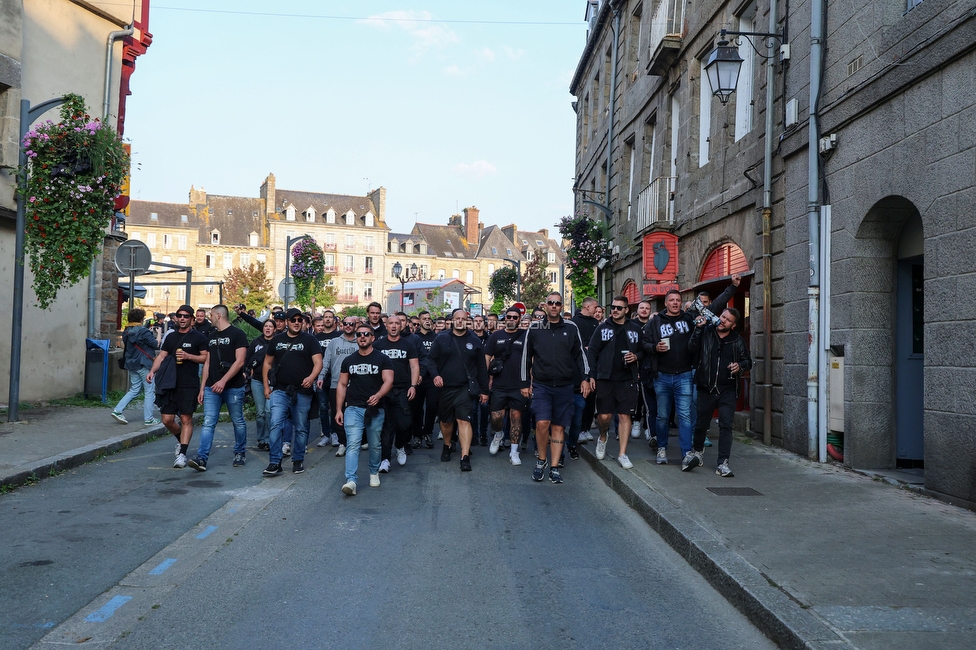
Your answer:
[382,387,413,460]
[693,387,736,464]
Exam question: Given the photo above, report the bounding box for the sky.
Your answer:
[125,1,588,236]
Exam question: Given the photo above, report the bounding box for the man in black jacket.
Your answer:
[684,307,752,477]
[571,297,600,444]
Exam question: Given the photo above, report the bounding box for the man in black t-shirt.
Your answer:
[261,308,323,476]
[313,315,342,447]
[410,310,439,449]
[373,315,420,471]
[147,304,209,469]
[188,305,249,472]
[485,306,530,466]
[335,324,394,495]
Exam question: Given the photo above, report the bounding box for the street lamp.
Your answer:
[392,261,418,311]
[703,37,743,105]
[284,234,313,310]
[164,288,170,314]
[503,258,521,302]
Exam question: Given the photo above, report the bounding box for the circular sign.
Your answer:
[115,240,152,275]
[278,278,297,302]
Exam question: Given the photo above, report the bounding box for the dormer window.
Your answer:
[285,205,296,221]
[181,214,188,223]
[365,212,374,227]
[211,230,220,245]
[536,239,544,246]
[304,206,316,223]
[150,212,158,221]
[345,210,355,225]
[249,231,259,247]
[326,209,336,224]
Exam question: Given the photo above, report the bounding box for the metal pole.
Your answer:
[762,0,779,448]
[128,268,136,312]
[808,0,824,461]
[284,239,293,310]
[219,282,223,305]
[8,97,65,422]
[400,278,405,312]
[185,267,192,307]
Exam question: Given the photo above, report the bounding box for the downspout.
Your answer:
[89,26,134,339]
[761,0,779,447]
[807,0,824,460]
[603,1,622,301]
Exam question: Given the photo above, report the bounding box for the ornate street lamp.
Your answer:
[703,37,744,105]
[392,261,418,311]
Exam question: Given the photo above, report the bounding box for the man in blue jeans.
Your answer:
[189,305,249,471]
[643,290,697,464]
[335,324,394,495]
[262,308,323,476]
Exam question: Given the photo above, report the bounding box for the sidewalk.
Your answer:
[579,428,976,649]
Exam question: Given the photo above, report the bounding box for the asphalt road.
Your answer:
[1,424,777,649]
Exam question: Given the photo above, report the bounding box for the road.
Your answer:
[1,423,777,649]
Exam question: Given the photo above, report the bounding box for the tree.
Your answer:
[488,265,518,313]
[520,247,552,311]
[313,277,338,311]
[224,262,273,311]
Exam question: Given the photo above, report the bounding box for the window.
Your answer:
[506,248,513,256]
[670,92,680,181]
[365,256,374,273]
[491,247,497,256]
[285,206,296,221]
[150,212,158,221]
[305,207,315,222]
[364,235,375,252]
[525,251,534,261]
[345,211,355,225]
[698,57,711,166]
[345,234,355,249]
[345,255,354,272]
[452,269,460,279]
[444,251,453,257]
[364,282,373,299]
[466,270,473,284]
[488,263,495,274]
[734,10,756,142]
[223,253,233,269]
[177,257,187,267]
[256,253,266,265]
[147,233,157,247]
[325,233,336,249]
[325,253,335,270]
[178,234,187,250]
[249,232,258,247]
[536,239,544,246]
[548,251,556,264]
[365,213,374,227]
[240,253,250,267]
[180,214,188,223]
[625,137,637,220]
[205,276,214,294]
[130,231,140,241]
[163,234,172,249]
[162,256,171,264]
[326,209,336,224]
[437,269,446,280]
[177,287,185,301]
[211,230,220,245]
[549,271,558,283]
[344,280,354,297]
[206,254,215,268]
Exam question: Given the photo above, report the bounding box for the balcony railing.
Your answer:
[323,243,337,251]
[364,267,374,274]
[646,0,684,76]
[635,176,676,231]
[337,294,358,303]
[343,267,355,273]
[323,266,337,274]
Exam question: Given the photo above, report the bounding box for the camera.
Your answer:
[691,298,720,326]
[236,303,246,311]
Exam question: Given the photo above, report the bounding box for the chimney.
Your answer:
[540,228,548,241]
[260,173,276,216]
[368,186,386,224]
[502,224,517,245]
[189,185,207,206]
[463,206,480,245]
[448,214,462,227]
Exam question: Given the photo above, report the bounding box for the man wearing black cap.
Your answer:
[147,305,209,469]
[262,307,323,476]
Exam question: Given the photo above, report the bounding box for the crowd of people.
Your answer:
[109,276,751,496]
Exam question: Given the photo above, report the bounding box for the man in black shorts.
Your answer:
[484,306,529,466]
[587,295,644,469]
[426,308,489,471]
[147,304,209,469]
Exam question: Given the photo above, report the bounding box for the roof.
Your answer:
[411,223,476,259]
[272,189,387,228]
[127,200,197,230]
[477,225,524,261]
[200,195,265,246]
[384,279,466,293]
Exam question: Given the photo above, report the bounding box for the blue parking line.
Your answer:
[84,595,132,622]
[195,525,218,539]
[148,558,177,575]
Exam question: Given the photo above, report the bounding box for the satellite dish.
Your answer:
[115,240,153,275]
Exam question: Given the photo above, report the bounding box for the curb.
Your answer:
[578,443,849,650]
[0,416,201,492]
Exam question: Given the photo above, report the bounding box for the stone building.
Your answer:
[0,0,150,401]
[570,0,976,506]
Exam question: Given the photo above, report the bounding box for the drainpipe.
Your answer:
[761,0,779,447]
[602,1,622,301]
[88,26,134,339]
[807,0,824,460]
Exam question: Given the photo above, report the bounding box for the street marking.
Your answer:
[148,558,177,575]
[83,595,132,622]
[195,525,218,539]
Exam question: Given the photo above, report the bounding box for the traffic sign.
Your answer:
[114,240,152,275]
[278,277,297,302]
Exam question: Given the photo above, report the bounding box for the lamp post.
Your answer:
[284,234,313,310]
[392,261,418,312]
[164,288,170,314]
[503,258,521,302]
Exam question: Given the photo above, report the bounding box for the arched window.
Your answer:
[698,243,749,282]
[622,279,640,304]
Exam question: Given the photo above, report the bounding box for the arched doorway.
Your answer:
[896,213,923,468]
[621,279,640,305]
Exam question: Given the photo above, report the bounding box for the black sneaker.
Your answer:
[440,445,452,462]
[460,455,472,471]
[187,457,207,472]
[233,453,245,467]
[424,435,434,449]
[557,456,565,468]
[450,439,458,452]
[649,437,658,452]
[549,467,564,484]
[478,435,488,447]
[262,463,283,477]
[404,443,414,456]
[568,446,580,460]
[532,459,548,482]
[257,441,270,451]
[292,461,304,474]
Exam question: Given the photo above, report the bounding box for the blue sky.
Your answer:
[125,1,587,235]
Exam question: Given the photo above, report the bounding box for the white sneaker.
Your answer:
[175,443,181,457]
[316,435,329,447]
[595,437,607,460]
[630,429,640,439]
[369,473,381,488]
[361,443,368,450]
[489,432,504,455]
[510,449,522,466]
[580,431,594,443]
[396,447,407,466]
[618,454,634,469]
[110,411,127,424]
[342,481,356,495]
[437,431,443,440]
[330,433,339,446]
[282,442,292,456]
[335,444,346,457]
[656,448,668,465]
[174,453,187,469]
[644,428,652,441]
[378,459,391,474]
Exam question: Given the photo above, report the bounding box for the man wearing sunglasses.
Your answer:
[147,305,209,469]
[485,306,530,465]
[586,296,644,470]
[410,310,438,450]
[318,316,361,456]
[520,292,591,484]
[262,308,323,476]
[372,314,419,472]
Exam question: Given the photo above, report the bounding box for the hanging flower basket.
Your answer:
[291,239,325,308]
[558,214,610,306]
[18,94,128,309]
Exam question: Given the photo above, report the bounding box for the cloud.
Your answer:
[502,46,525,61]
[476,47,496,62]
[358,10,459,55]
[444,64,465,76]
[453,161,497,177]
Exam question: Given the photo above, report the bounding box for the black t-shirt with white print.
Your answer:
[161,328,208,390]
[340,349,393,408]
[373,336,419,388]
[206,325,248,389]
[267,331,321,394]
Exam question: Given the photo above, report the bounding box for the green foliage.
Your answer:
[488,266,519,304]
[558,215,609,307]
[490,295,506,314]
[19,94,129,309]
[224,262,273,311]
[313,277,338,311]
[340,305,368,318]
[520,247,551,311]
